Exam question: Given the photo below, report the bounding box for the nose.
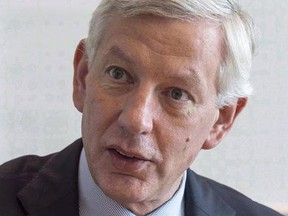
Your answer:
[118,88,154,135]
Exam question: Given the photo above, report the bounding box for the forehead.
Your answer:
[100,14,224,58]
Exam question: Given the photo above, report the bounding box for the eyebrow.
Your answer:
[103,45,135,64]
[166,70,206,92]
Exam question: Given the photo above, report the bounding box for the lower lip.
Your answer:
[109,149,148,172]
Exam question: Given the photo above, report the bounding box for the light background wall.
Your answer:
[0,0,287,214]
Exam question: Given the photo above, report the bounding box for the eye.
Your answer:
[164,88,190,101]
[107,67,132,83]
[108,67,128,81]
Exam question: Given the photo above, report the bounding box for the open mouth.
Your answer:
[115,149,136,159]
[111,149,144,162]
[108,148,149,172]
[108,146,149,161]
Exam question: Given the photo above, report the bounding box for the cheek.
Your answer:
[156,112,214,167]
[84,88,117,127]
[158,132,196,166]
[182,137,202,164]
[81,96,112,152]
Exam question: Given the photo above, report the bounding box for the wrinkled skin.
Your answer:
[73,15,246,215]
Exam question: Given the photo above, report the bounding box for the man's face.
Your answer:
[74,15,225,210]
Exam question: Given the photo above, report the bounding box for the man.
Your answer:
[0,0,283,215]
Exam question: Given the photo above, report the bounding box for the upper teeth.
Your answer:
[117,150,134,158]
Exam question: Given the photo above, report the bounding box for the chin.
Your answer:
[99,173,153,204]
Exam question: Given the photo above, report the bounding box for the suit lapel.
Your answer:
[17,139,83,216]
[184,170,236,216]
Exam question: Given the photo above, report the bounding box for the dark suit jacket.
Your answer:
[0,139,283,216]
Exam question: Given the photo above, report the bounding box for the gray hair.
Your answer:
[85,0,255,107]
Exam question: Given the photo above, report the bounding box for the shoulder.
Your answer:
[0,153,54,192]
[0,154,52,176]
[0,139,83,215]
[186,169,283,216]
[0,154,54,215]
[0,137,83,187]
[0,138,83,180]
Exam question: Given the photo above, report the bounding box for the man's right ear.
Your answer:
[73,39,89,113]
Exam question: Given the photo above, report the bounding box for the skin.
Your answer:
[73,15,247,215]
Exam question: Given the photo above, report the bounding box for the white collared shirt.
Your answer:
[78,149,186,216]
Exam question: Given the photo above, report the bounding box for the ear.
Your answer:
[73,39,89,113]
[202,98,248,150]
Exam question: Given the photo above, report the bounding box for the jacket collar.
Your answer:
[184,169,236,216]
[17,139,83,216]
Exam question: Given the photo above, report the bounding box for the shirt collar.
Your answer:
[78,148,186,216]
